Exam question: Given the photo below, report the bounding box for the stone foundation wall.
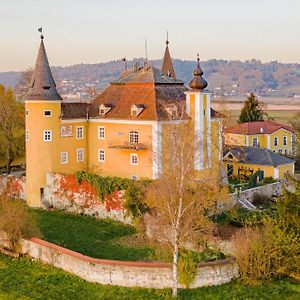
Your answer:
[0,175,25,200]
[231,181,284,206]
[43,172,132,224]
[14,237,238,289]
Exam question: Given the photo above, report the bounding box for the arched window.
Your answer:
[129,131,139,143]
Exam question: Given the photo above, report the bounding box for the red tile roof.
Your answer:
[223,121,293,135]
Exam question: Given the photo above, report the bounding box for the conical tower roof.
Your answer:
[26,34,62,101]
[161,37,176,79]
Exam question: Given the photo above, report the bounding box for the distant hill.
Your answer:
[1,58,300,98]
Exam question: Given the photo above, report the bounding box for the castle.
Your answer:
[25,34,222,207]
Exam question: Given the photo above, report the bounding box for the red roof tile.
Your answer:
[223,121,293,135]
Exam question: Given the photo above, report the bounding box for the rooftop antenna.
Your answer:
[145,37,148,62]
[38,27,44,39]
[122,57,127,70]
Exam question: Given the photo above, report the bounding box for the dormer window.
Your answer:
[165,105,178,119]
[99,104,111,116]
[131,104,144,117]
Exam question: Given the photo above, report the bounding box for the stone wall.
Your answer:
[44,172,132,224]
[231,181,284,206]
[0,175,25,200]
[13,236,238,289]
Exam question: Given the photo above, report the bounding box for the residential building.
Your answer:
[25,35,223,207]
[223,121,296,156]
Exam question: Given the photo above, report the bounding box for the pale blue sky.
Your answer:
[0,0,299,71]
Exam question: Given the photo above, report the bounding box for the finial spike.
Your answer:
[166,31,169,45]
[38,27,44,39]
[197,53,200,62]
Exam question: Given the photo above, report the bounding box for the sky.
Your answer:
[0,0,299,72]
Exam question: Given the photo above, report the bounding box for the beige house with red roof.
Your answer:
[223,121,296,156]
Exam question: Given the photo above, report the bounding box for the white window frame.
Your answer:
[60,152,68,164]
[76,126,84,139]
[98,126,105,139]
[26,130,29,141]
[283,136,287,146]
[129,131,139,144]
[43,110,52,117]
[252,137,258,147]
[98,149,105,162]
[76,148,84,162]
[130,153,138,165]
[274,137,278,146]
[43,130,52,142]
[131,175,138,181]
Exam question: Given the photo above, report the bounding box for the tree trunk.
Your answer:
[172,229,179,298]
[6,146,12,174]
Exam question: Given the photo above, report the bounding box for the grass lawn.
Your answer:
[0,254,299,300]
[31,208,157,261]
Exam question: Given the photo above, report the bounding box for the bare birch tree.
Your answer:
[146,102,229,297]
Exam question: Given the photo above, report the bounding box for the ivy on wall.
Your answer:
[75,171,150,218]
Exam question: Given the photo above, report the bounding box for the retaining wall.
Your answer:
[15,237,238,289]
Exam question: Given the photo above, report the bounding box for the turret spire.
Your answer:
[189,54,208,90]
[161,32,176,79]
[26,29,62,101]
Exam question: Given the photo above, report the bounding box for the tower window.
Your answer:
[98,149,105,162]
[98,126,105,139]
[76,148,84,162]
[76,126,84,139]
[130,153,138,165]
[43,130,52,142]
[44,110,52,116]
[129,131,139,143]
[60,152,68,164]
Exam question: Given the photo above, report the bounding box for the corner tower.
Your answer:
[185,55,212,170]
[25,30,62,207]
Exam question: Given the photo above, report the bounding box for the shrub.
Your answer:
[248,172,258,189]
[178,249,196,288]
[232,218,300,285]
[251,193,274,209]
[0,196,40,251]
[263,177,275,184]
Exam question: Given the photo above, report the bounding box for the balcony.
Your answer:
[108,141,148,151]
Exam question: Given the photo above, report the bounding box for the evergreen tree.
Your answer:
[238,93,265,123]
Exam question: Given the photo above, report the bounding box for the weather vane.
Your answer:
[38,27,44,39]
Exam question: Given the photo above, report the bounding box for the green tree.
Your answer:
[238,93,265,123]
[0,85,25,173]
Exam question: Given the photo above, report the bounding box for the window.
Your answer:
[129,131,139,143]
[76,126,83,139]
[283,136,287,146]
[43,110,52,116]
[131,108,138,117]
[43,130,52,142]
[98,149,105,162]
[60,152,68,164]
[76,148,84,162]
[284,149,288,155]
[98,126,105,139]
[278,149,282,154]
[130,153,138,165]
[25,110,29,116]
[274,137,278,146]
[131,175,138,181]
[253,137,258,147]
[26,130,29,141]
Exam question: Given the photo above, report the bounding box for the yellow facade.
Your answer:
[224,128,295,156]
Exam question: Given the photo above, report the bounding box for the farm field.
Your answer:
[0,254,299,300]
